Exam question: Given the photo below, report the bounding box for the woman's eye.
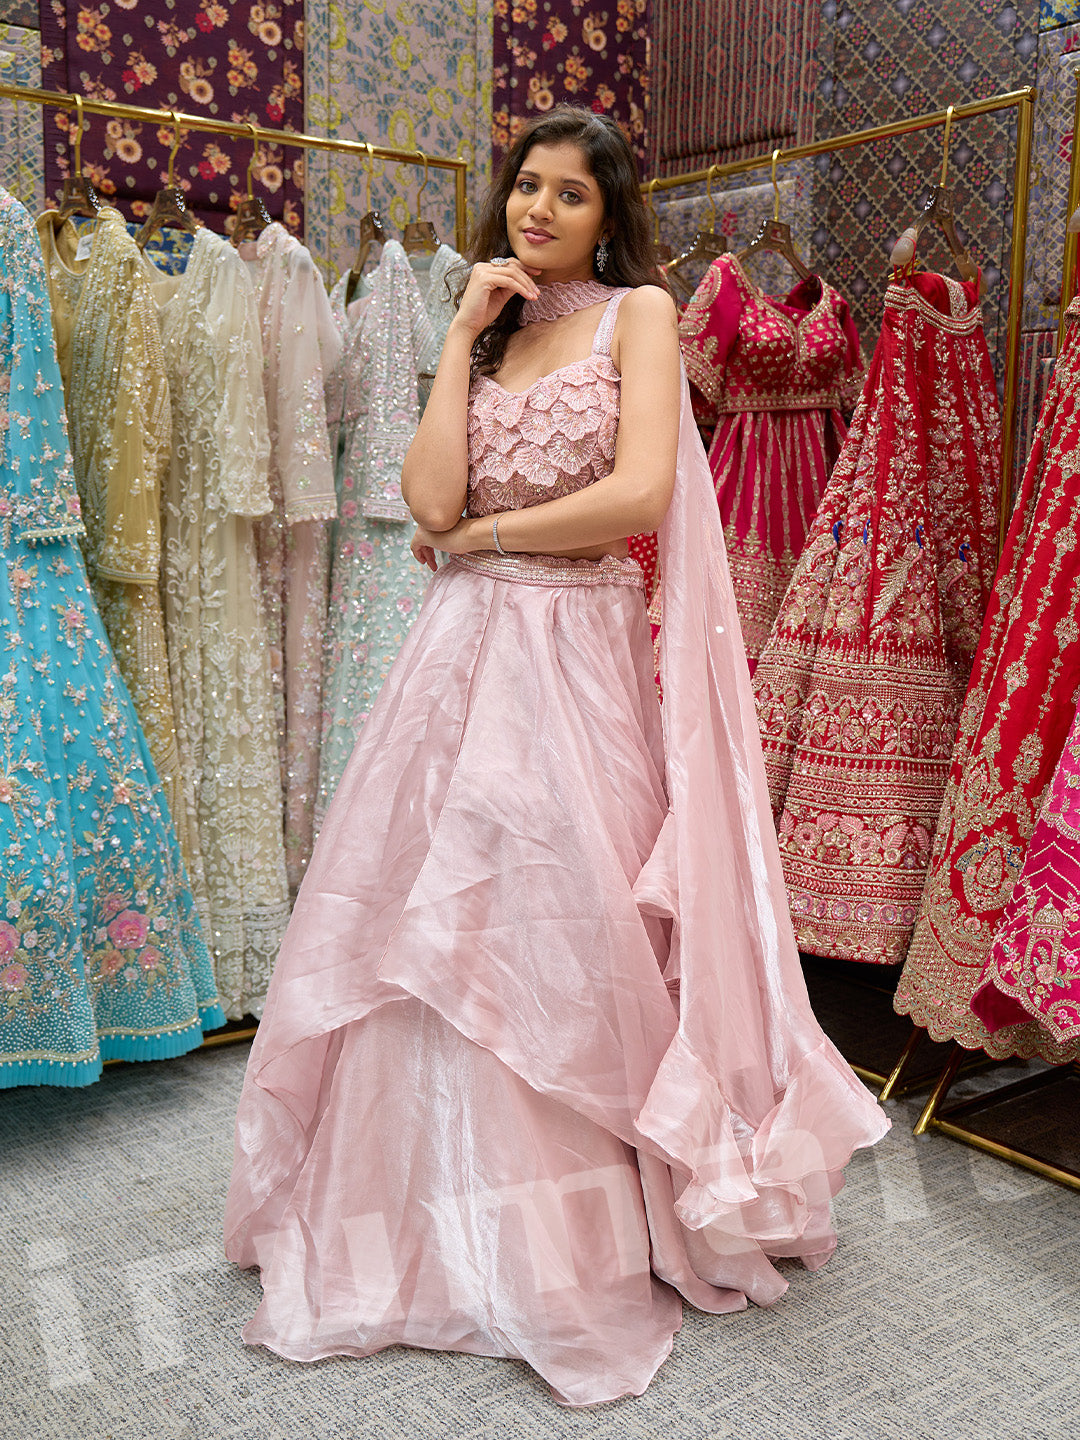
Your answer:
[560,191,582,204]
[518,179,537,194]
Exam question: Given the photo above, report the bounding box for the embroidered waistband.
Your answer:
[450,550,644,590]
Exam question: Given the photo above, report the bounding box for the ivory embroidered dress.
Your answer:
[0,187,223,1087]
[753,272,1000,966]
[226,281,886,1405]
[316,242,438,819]
[896,296,1080,1061]
[143,229,290,1020]
[679,254,864,670]
[409,241,464,415]
[34,208,205,909]
[244,223,342,890]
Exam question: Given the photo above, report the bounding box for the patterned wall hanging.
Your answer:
[491,0,650,171]
[305,0,493,284]
[0,23,44,213]
[811,0,1037,372]
[40,0,304,234]
[650,0,820,175]
[1024,25,1080,331]
[1042,0,1080,29]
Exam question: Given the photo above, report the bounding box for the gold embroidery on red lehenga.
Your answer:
[895,297,1080,1060]
[752,272,1000,966]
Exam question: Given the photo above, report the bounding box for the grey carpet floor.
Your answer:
[1,1043,1077,1440]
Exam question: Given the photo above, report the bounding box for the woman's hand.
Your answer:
[451,258,542,341]
[411,517,487,571]
[410,528,440,572]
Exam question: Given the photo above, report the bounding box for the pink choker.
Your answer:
[520,279,615,325]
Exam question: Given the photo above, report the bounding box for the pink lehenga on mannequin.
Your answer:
[678,254,864,671]
[225,282,887,1407]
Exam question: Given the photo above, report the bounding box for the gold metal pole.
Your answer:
[640,88,1037,196]
[0,80,469,240]
[930,1119,1080,1191]
[455,162,469,256]
[1057,73,1080,351]
[0,80,467,173]
[912,1044,965,1135]
[998,87,1035,553]
[877,1026,924,1105]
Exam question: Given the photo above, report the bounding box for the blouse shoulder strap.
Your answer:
[592,287,633,357]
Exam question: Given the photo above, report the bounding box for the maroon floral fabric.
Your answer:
[492,0,650,171]
[40,0,304,234]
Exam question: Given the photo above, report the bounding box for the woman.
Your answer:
[225,108,887,1407]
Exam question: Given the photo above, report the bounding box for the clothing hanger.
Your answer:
[56,94,101,221]
[888,106,979,287]
[402,151,439,256]
[646,179,674,266]
[345,142,388,305]
[135,111,200,249]
[662,163,727,301]
[736,148,811,281]
[232,124,274,245]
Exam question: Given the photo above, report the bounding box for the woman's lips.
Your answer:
[522,229,555,244]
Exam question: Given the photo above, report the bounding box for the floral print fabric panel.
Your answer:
[40,0,304,234]
[0,25,44,214]
[0,185,223,1087]
[492,0,649,169]
[812,0,1037,364]
[1042,0,1080,28]
[305,0,493,285]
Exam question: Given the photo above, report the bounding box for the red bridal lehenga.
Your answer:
[970,700,1080,1047]
[895,295,1080,1062]
[752,271,1000,966]
[678,254,864,671]
[224,281,887,1407]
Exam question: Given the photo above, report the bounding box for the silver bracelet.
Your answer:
[492,516,507,555]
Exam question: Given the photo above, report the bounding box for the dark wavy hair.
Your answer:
[457,106,666,376]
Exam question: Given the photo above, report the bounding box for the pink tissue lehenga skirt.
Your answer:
[225,402,888,1407]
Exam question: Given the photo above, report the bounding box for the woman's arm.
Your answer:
[413,285,681,560]
[401,258,540,532]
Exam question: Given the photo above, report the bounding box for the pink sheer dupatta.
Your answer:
[638,376,889,1275]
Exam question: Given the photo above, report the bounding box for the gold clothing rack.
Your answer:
[642,88,1038,553]
[0,80,471,254]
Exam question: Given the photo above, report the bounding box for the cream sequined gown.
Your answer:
[242,223,342,892]
[35,208,207,919]
[142,228,290,1019]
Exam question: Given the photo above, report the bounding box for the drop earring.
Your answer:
[595,235,609,273]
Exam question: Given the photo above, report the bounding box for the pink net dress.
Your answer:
[225,282,886,1406]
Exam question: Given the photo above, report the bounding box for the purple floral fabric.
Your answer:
[40,0,304,234]
[492,0,650,170]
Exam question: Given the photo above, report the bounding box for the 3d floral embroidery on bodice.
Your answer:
[466,281,627,518]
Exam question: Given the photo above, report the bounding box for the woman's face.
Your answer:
[504,140,609,284]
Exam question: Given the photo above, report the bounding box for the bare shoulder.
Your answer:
[617,283,678,328]
[612,284,678,373]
